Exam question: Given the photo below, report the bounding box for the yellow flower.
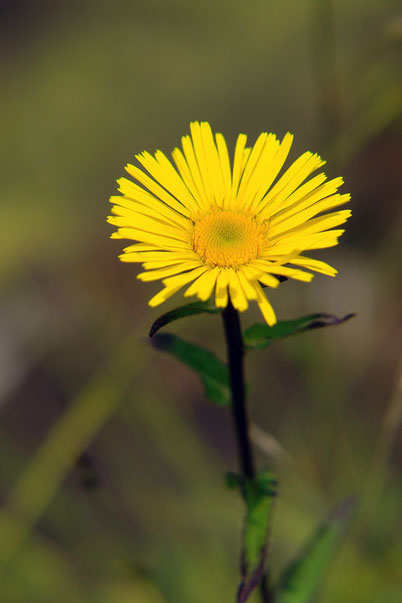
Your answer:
[108,122,351,325]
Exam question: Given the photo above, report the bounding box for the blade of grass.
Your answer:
[0,335,146,571]
[274,496,356,603]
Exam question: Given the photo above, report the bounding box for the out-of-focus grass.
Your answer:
[0,335,145,569]
[0,0,401,601]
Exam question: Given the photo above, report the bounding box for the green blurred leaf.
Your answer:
[151,333,230,406]
[243,313,355,350]
[274,496,356,603]
[149,299,220,337]
[225,471,243,490]
[235,471,278,603]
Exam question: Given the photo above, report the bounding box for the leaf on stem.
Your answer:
[149,299,220,337]
[274,496,356,603]
[151,333,230,406]
[243,313,355,350]
[231,471,278,603]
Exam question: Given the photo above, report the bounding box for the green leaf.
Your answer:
[149,299,220,337]
[235,471,278,603]
[243,313,355,350]
[225,471,243,490]
[274,496,356,603]
[151,333,230,406]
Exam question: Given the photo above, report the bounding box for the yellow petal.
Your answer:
[243,264,281,288]
[107,214,190,243]
[269,209,351,243]
[269,176,340,223]
[184,266,220,300]
[239,134,280,211]
[230,133,247,207]
[121,252,192,264]
[148,267,209,307]
[180,134,209,209]
[235,133,268,207]
[228,269,248,311]
[215,269,229,307]
[190,122,215,205]
[171,146,205,211]
[162,266,209,288]
[215,133,232,209]
[200,122,225,205]
[268,230,345,255]
[111,227,190,250]
[125,250,197,263]
[251,260,313,282]
[290,256,337,276]
[148,284,184,307]
[253,282,277,325]
[138,261,202,281]
[141,259,197,270]
[269,194,351,236]
[304,230,345,250]
[237,268,259,300]
[123,243,164,252]
[136,150,200,214]
[125,164,191,217]
[249,132,293,212]
[258,150,324,216]
[110,196,187,230]
[117,179,190,227]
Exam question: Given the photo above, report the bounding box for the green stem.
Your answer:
[221,301,272,603]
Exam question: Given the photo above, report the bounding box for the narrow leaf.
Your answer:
[237,471,278,603]
[275,496,356,603]
[151,333,230,406]
[149,299,220,337]
[244,313,355,350]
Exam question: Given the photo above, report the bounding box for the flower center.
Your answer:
[192,209,268,267]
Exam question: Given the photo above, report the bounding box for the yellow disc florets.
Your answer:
[192,208,268,268]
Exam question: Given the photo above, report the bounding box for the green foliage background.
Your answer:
[0,0,401,601]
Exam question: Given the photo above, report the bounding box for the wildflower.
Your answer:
[108,122,350,324]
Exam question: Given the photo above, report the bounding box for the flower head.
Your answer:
[108,122,351,324]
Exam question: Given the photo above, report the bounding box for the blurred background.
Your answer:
[0,0,401,601]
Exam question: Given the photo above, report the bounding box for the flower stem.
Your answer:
[221,301,255,480]
[221,301,272,603]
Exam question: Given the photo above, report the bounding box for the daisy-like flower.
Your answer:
[108,122,351,325]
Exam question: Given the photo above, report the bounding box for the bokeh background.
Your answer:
[1,0,401,601]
